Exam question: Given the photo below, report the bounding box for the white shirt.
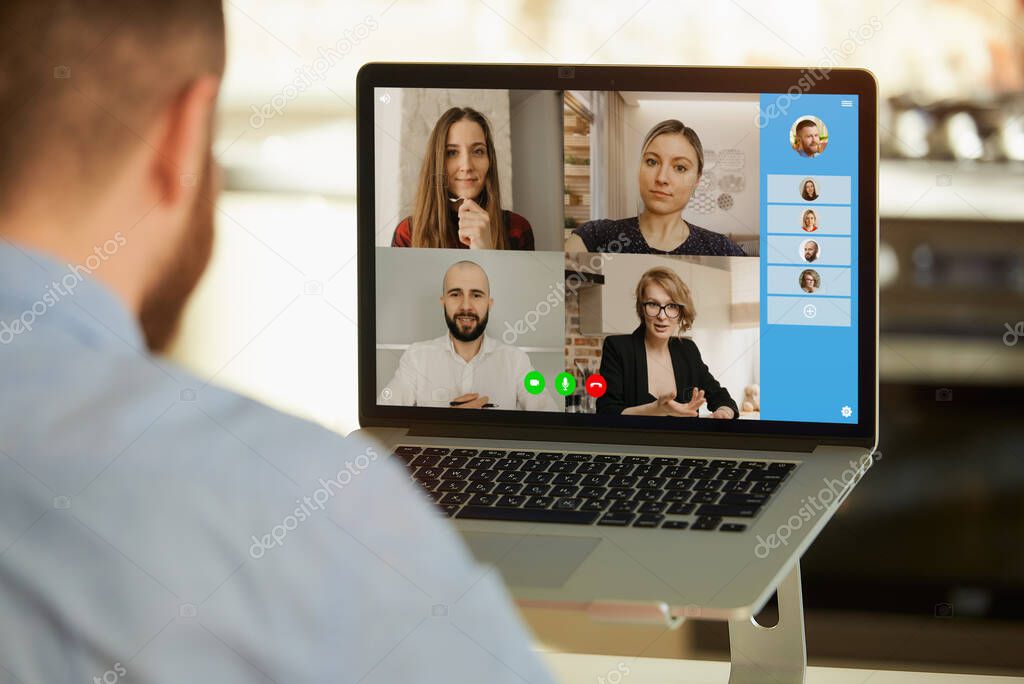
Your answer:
[381,334,558,411]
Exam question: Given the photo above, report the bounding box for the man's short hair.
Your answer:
[0,0,226,210]
[795,118,818,134]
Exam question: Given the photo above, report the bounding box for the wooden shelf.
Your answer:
[564,99,593,230]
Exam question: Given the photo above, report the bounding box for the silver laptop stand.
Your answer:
[581,561,806,683]
[727,562,805,684]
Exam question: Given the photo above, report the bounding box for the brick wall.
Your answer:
[564,286,604,411]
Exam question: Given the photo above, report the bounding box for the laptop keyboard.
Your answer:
[393,446,798,532]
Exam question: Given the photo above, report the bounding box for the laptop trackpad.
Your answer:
[462,532,599,588]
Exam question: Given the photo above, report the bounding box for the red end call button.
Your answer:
[584,374,606,398]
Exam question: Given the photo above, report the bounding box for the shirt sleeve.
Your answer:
[516,222,535,251]
[724,236,747,256]
[505,212,535,251]
[571,220,603,252]
[391,218,412,247]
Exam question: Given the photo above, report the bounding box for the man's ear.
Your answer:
[150,75,220,204]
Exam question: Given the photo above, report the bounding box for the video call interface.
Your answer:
[373,87,859,425]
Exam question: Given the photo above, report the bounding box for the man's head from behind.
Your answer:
[0,0,226,350]
[440,260,492,343]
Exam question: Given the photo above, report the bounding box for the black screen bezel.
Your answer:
[357,62,878,450]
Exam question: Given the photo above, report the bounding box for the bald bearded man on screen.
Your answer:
[380,260,557,411]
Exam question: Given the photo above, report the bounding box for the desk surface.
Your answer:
[542,653,1024,683]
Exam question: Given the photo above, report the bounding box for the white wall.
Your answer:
[621,92,761,255]
[373,87,404,242]
[509,90,564,252]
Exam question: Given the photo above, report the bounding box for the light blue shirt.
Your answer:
[0,242,555,684]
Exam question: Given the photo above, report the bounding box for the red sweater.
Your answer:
[390,210,535,250]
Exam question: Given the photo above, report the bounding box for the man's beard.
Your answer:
[445,308,489,343]
[139,151,215,352]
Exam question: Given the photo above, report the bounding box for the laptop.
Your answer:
[354,63,878,621]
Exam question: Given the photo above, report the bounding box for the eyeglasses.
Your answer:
[642,301,682,319]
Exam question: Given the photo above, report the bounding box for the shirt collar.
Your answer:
[439,333,496,361]
[0,240,145,351]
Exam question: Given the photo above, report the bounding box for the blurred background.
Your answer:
[167,0,1024,674]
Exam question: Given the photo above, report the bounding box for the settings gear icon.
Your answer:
[841,405,853,418]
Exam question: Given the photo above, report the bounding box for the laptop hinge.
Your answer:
[404,422,820,453]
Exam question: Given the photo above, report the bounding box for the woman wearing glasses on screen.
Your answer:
[391,107,534,250]
[596,267,739,419]
[799,268,821,293]
[565,119,745,256]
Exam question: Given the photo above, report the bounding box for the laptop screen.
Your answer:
[362,66,875,441]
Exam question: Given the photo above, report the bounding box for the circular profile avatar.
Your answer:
[790,116,828,158]
[800,239,820,263]
[800,209,818,232]
[800,178,818,201]
[799,269,821,293]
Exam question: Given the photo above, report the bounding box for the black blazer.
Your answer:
[596,325,739,417]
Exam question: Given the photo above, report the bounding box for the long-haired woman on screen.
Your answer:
[801,178,819,201]
[391,106,534,250]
